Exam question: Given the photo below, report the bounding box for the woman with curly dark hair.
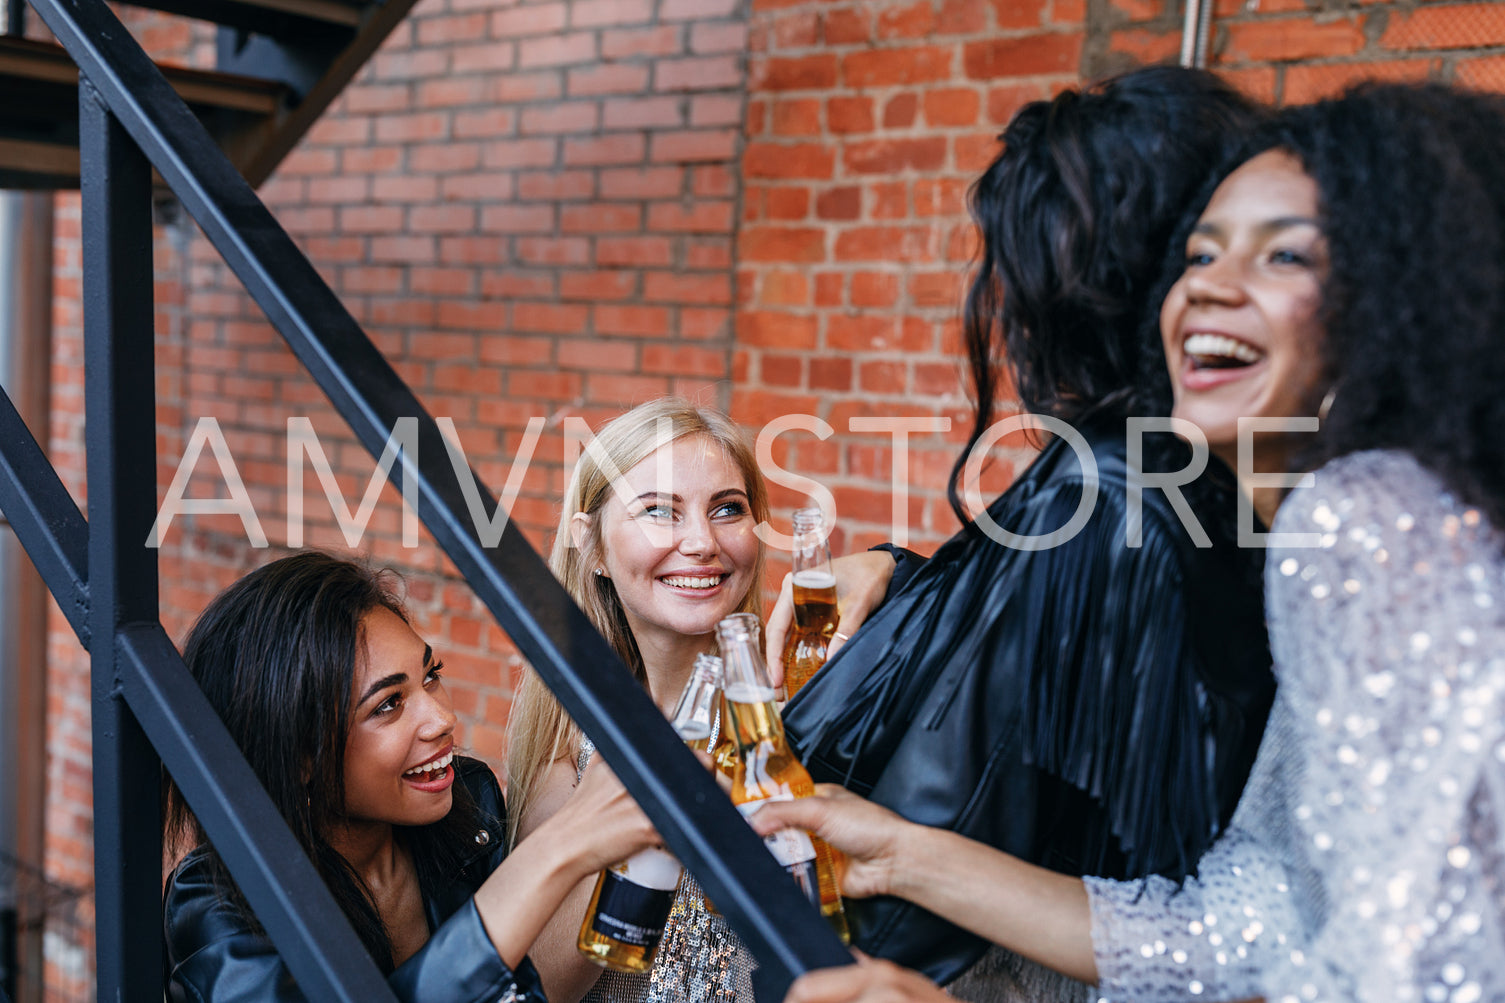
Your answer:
[772,66,1275,998]
[162,551,662,1003]
[761,82,1505,1003]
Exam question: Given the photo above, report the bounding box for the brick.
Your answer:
[603,96,684,130]
[1215,66,1278,104]
[572,0,654,28]
[737,311,819,349]
[642,343,728,375]
[661,0,737,19]
[877,2,937,40]
[773,98,823,136]
[483,138,558,168]
[480,270,556,298]
[741,226,827,262]
[559,337,638,369]
[680,308,730,339]
[441,172,517,201]
[514,236,592,266]
[754,54,840,90]
[1382,3,1505,50]
[410,204,478,233]
[1284,58,1436,104]
[835,226,938,263]
[410,142,482,172]
[594,304,672,337]
[563,134,647,166]
[651,129,740,162]
[956,133,1002,173]
[756,270,811,307]
[691,94,745,127]
[591,236,675,270]
[656,55,744,91]
[560,203,643,233]
[823,7,872,44]
[375,111,447,143]
[776,10,824,47]
[852,271,901,308]
[509,302,590,335]
[827,95,876,133]
[992,0,1050,28]
[816,186,862,220]
[1050,0,1086,23]
[453,107,519,139]
[765,187,810,220]
[691,22,750,54]
[843,137,948,175]
[914,177,968,217]
[479,192,560,231]
[521,101,599,134]
[937,0,990,34]
[1108,28,1181,65]
[568,63,652,96]
[844,46,954,87]
[344,84,410,115]
[1456,53,1505,89]
[872,180,910,219]
[451,40,518,74]
[416,76,486,109]
[490,3,567,37]
[1223,17,1366,63]
[760,353,805,387]
[518,31,598,68]
[809,356,853,390]
[647,202,736,232]
[963,34,1083,78]
[814,272,844,307]
[600,166,684,198]
[560,270,639,301]
[491,71,564,102]
[744,142,836,179]
[911,271,965,308]
[602,26,683,59]
[924,87,982,127]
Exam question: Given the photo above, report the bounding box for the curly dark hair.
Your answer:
[1141,83,1505,529]
[953,65,1264,521]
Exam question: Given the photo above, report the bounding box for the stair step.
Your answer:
[121,0,364,37]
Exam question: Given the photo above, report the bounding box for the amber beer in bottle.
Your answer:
[780,507,841,697]
[576,656,723,971]
[716,613,850,943]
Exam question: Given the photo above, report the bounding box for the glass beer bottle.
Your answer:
[576,657,722,971]
[716,613,850,943]
[780,507,840,698]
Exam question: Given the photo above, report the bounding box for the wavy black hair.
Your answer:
[953,65,1264,521]
[1141,83,1505,529]
[164,551,481,972]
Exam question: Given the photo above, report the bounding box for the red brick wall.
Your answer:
[38,0,1505,997]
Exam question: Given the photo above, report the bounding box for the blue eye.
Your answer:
[1269,248,1310,266]
[1185,250,1215,267]
[639,503,674,519]
[712,501,748,519]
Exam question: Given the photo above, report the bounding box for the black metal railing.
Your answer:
[7,0,853,999]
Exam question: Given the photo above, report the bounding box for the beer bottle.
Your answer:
[716,613,850,943]
[576,657,722,971]
[780,507,841,697]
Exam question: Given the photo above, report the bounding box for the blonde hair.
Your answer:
[506,398,768,846]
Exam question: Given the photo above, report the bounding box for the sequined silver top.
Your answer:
[576,739,758,1003]
[1086,451,1505,1002]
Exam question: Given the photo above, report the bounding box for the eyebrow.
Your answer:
[1193,215,1321,237]
[355,644,434,708]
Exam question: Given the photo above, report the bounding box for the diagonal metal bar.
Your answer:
[117,624,401,1002]
[0,386,89,646]
[79,77,163,1003]
[30,0,854,994]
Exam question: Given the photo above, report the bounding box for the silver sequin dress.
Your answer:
[577,739,758,1003]
[1086,451,1505,1002]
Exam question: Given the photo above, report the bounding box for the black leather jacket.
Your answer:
[164,757,545,1003]
[784,420,1276,984]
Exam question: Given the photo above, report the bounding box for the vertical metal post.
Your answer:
[1180,0,1213,68]
[79,80,162,1002]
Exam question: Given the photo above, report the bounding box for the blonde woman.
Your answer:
[508,398,769,1003]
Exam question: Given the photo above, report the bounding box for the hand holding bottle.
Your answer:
[765,550,897,683]
[744,784,915,900]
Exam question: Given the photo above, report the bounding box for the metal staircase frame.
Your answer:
[3,0,853,998]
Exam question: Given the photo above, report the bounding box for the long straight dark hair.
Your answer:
[164,551,481,972]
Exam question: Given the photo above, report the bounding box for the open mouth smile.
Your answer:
[402,749,455,791]
[1184,333,1264,370]
[659,573,729,592]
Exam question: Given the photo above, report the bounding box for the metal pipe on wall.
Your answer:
[0,182,55,1003]
[1181,0,1213,68]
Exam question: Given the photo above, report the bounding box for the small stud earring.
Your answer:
[1318,388,1337,423]
[593,567,606,577]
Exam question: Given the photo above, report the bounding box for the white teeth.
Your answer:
[404,751,453,778]
[662,575,722,589]
[1184,333,1262,364]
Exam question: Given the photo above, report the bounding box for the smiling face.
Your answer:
[1160,149,1331,472]
[338,606,458,832]
[584,434,759,663]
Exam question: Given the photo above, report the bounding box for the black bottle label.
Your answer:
[591,868,677,949]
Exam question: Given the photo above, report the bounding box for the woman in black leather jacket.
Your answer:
[772,67,1278,998]
[162,551,661,1003]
